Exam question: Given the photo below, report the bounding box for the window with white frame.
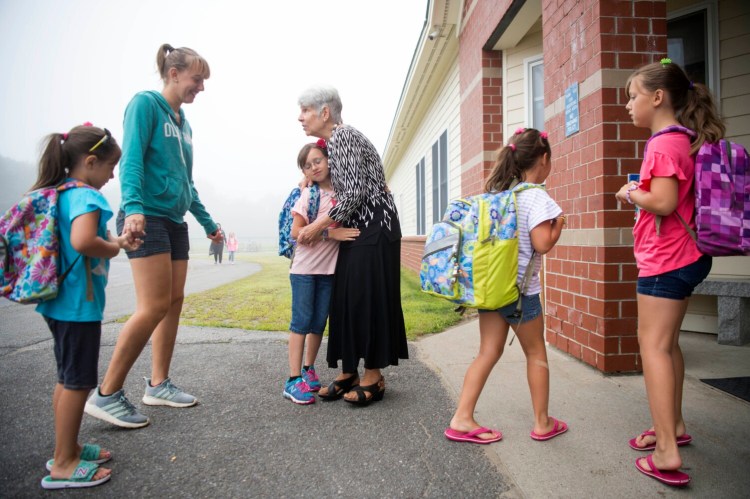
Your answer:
[667,2,718,94]
[432,131,448,223]
[415,158,426,235]
[526,56,544,129]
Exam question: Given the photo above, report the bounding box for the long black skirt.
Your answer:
[326,232,408,372]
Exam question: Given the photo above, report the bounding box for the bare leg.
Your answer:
[288,333,306,377]
[447,312,508,440]
[514,315,555,435]
[50,386,110,481]
[150,259,188,385]
[304,333,323,367]
[636,294,689,472]
[100,254,173,394]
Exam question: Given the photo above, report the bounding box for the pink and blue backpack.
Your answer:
[0,181,92,303]
[278,183,321,259]
[648,125,750,256]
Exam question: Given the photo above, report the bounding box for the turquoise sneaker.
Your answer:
[143,378,198,408]
[84,388,149,429]
[283,377,315,405]
[301,366,321,392]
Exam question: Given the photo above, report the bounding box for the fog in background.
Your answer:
[0,0,426,249]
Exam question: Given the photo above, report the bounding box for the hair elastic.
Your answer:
[514,127,525,135]
[660,57,671,66]
[83,121,93,127]
[62,133,68,141]
[508,143,516,151]
[540,131,548,140]
[688,81,694,90]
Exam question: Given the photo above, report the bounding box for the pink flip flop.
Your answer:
[530,417,568,441]
[444,426,502,444]
[635,455,690,486]
[629,430,693,451]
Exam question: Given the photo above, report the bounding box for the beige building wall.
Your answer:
[502,20,543,136]
[389,59,461,235]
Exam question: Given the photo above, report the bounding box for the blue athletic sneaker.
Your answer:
[142,377,198,408]
[302,366,321,392]
[84,388,149,429]
[283,377,315,405]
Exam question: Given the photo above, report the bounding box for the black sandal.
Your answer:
[318,375,359,401]
[344,377,385,406]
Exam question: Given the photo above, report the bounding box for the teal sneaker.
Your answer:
[84,388,149,429]
[283,377,315,405]
[143,377,198,407]
[301,366,321,392]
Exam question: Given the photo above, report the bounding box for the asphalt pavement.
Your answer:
[1,255,749,497]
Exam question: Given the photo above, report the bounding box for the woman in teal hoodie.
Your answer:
[84,44,221,429]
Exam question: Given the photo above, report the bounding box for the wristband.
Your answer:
[626,184,638,205]
[322,228,329,240]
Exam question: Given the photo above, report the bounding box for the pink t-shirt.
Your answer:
[290,186,339,275]
[633,131,703,277]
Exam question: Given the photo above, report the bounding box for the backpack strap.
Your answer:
[308,183,320,224]
[56,181,95,301]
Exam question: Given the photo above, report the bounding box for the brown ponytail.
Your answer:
[31,125,121,191]
[626,61,725,154]
[156,43,210,82]
[485,129,551,192]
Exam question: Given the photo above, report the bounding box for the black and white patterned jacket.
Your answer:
[327,125,401,243]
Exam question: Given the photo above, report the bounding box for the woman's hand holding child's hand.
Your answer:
[109,228,143,252]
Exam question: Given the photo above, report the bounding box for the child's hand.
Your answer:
[616,181,638,204]
[298,175,312,190]
[329,227,360,241]
[111,228,143,252]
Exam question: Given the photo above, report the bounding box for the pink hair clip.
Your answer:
[514,128,525,135]
[83,121,93,127]
[316,138,327,149]
[62,132,69,140]
[540,131,548,140]
[508,143,516,151]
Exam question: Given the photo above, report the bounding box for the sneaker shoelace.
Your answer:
[305,369,319,382]
[117,394,138,415]
[161,379,183,396]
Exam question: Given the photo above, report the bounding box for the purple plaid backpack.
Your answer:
[648,125,750,256]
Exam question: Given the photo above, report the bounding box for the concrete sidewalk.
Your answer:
[419,318,750,498]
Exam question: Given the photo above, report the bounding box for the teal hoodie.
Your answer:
[119,90,217,234]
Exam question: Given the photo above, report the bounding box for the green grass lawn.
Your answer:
[180,252,471,340]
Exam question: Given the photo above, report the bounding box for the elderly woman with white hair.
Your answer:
[296,86,408,406]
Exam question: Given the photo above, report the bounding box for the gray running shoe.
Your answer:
[84,388,149,429]
[142,377,198,407]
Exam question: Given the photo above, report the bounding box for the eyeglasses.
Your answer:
[302,156,325,171]
[89,128,112,152]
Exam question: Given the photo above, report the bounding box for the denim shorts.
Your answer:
[289,274,334,334]
[478,293,543,325]
[116,210,190,260]
[637,254,712,300]
[43,317,101,390]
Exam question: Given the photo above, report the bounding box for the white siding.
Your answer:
[388,59,461,236]
[502,19,543,137]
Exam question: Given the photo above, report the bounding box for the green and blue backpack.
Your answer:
[278,183,321,259]
[420,182,541,311]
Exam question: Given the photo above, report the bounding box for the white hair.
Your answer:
[298,85,343,124]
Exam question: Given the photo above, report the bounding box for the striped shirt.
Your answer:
[515,187,562,295]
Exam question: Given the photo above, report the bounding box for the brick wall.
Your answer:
[402,236,427,273]
[542,0,667,373]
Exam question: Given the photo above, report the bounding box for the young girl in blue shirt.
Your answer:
[34,123,141,489]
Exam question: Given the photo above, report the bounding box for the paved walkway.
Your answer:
[1,317,748,497]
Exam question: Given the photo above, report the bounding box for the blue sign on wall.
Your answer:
[565,83,579,137]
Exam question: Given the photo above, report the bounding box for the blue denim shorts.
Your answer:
[43,317,101,390]
[116,210,190,260]
[637,254,712,300]
[478,293,543,325]
[289,274,334,334]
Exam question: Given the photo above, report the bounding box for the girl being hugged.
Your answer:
[86,44,221,429]
[616,59,721,487]
[445,128,568,445]
[283,141,360,405]
[34,124,141,489]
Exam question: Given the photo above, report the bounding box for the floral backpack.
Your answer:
[0,181,92,304]
[278,183,320,259]
[648,125,750,256]
[420,182,541,311]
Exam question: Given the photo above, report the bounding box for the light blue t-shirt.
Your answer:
[36,183,112,322]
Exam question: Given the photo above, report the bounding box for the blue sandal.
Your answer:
[46,443,111,471]
[41,460,111,489]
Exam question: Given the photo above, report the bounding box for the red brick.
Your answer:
[582,347,598,367]
[602,354,640,373]
[620,336,641,354]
